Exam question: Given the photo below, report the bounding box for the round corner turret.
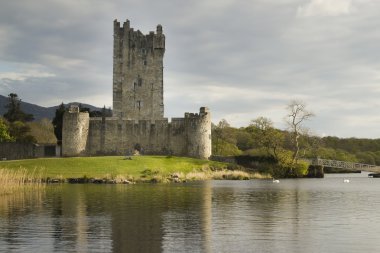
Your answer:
[62,108,90,156]
[185,107,212,160]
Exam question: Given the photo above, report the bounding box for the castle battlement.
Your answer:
[113,19,165,52]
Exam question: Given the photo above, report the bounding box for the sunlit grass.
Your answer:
[0,156,226,179]
[0,156,269,184]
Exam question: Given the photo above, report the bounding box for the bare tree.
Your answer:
[286,100,314,164]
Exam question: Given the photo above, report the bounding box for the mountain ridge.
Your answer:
[0,94,104,120]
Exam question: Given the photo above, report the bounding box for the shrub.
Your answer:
[269,149,309,178]
[292,161,309,177]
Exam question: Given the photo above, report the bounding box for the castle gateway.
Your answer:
[62,20,212,159]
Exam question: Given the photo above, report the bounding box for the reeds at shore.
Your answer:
[144,169,270,183]
[185,170,269,181]
[0,168,45,195]
[0,165,271,189]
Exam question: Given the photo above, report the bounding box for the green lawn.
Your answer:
[0,156,228,180]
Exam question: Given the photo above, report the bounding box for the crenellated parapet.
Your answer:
[113,19,165,53]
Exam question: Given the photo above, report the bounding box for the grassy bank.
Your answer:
[0,156,269,184]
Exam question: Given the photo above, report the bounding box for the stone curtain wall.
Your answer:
[83,107,211,159]
[86,117,185,156]
[87,117,169,155]
[0,143,36,160]
[0,143,55,160]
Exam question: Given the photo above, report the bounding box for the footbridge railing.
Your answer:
[308,158,377,171]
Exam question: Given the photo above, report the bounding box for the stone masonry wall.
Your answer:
[113,20,165,120]
[62,110,89,156]
[86,117,185,156]
[184,107,212,159]
[0,143,56,160]
[84,107,211,159]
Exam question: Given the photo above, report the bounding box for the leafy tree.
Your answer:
[303,145,359,163]
[322,136,380,154]
[372,151,380,165]
[212,119,229,155]
[0,118,14,142]
[212,119,241,155]
[9,121,36,143]
[213,139,242,156]
[355,152,375,165]
[3,93,34,122]
[248,116,284,159]
[52,103,67,144]
[235,129,253,151]
[28,118,57,144]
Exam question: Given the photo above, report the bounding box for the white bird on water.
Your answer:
[273,179,280,183]
[343,179,350,183]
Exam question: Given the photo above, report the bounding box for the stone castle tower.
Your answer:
[113,19,165,120]
[62,20,211,159]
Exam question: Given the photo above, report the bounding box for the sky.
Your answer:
[0,0,380,138]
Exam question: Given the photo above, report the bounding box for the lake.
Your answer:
[1,173,380,253]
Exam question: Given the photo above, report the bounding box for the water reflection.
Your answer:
[1,175,380,253]
[161,181,212,253]
[0,183,213,252]
[47,185,113,252]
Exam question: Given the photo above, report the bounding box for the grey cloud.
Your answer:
[0,0,380,137]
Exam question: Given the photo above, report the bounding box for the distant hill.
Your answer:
[0,94,104,120]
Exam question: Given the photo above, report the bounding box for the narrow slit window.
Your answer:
[138,76,143,87]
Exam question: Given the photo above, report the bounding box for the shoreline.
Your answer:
[0,156,270,193]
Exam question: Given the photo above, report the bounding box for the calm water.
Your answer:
[1,173,380,253]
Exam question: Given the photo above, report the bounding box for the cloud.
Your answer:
[0,66,55,82]
[0,0,380,138]
[297,0,353,17]
[0,27,11,55]
[41,54,87,71]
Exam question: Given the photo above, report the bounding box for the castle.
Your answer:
[62,19,212,159]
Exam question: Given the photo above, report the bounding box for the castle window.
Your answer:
[143,60,147,66]
[138,77,143,87]
[136,100,143,110]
